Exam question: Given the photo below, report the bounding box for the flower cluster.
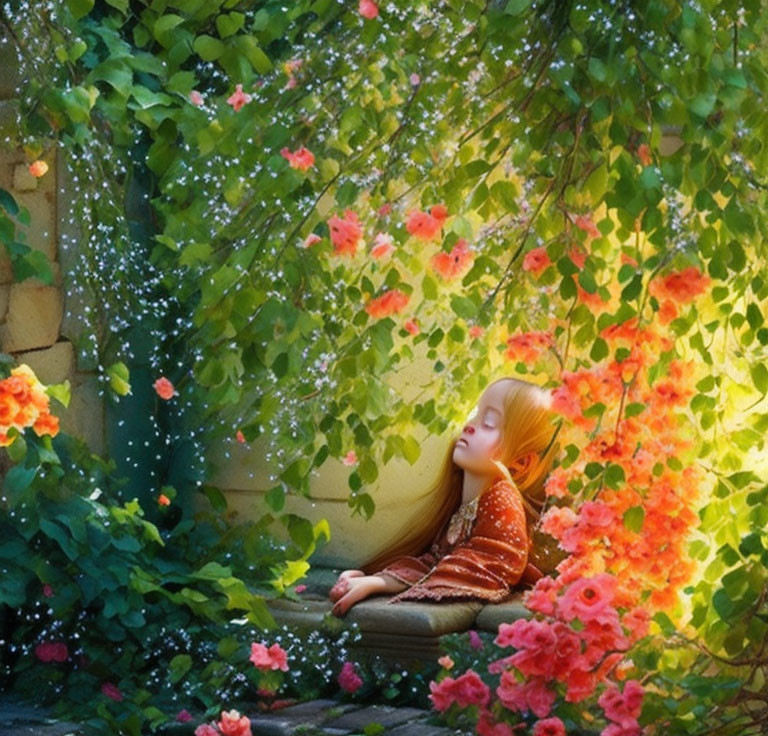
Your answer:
[0,364,60,447]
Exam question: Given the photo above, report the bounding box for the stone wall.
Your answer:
[0,38,105,456]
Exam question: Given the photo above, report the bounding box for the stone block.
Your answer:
[0,283,62,352]
[388,723,453,736]
[0,39,22,99]
[474,592,531,633]
[15,340,75,385]
[60,372,105,457]
[248,700,359,736]
[350,631,443,665]
[323,705,431,732]
[0,284,8,320]
[266,597,335,629]
[12,186,58,262]
[12,163,37,192]
[346,597,482,636]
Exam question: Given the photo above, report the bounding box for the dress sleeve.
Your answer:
[387,479,529,604]
[367,520,449,586]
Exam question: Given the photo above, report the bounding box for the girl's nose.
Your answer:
[463,424,475,435]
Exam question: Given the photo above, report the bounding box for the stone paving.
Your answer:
[0,695,468,736]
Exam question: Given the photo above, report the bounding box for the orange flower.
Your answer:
[280,146,315,171]
[657,299,678,325]
[522,246,551,275]
[649,266,711,304]
[430,238,474,281]
[0,392,21,426]
[404,318,420,336]
[32,411,59,438]
[236,429,246,443]
[405,204,449,241]
[153,377,175,400]
[468,325,485,339]
[568,246,587,269]
[505,330,554,364]
[158,493,171,506]
[636,143,652,167]
[0,431,15,447]
[29,160,48,177]
[359,0,379,19]
[328,209,363,257]
[226,83,252,112]
[364,288,410,319]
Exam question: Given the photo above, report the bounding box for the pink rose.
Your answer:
[176,709,193,723]
[338,661,363,693]
[249,642,289,672]
[34,641,68,663]
[194,725,219,736]
[468,630,483,650]
[42,584,54,597]
[218,709,252,736]
[533,716,566,736]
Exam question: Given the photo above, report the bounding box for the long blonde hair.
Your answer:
[361,376,562,574]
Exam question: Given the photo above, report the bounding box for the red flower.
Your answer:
[328,209,363,257]
[176,710,193,723]
[557,573,617,626]
[101,682,123,701]
[158,493,171,506]
[636,143,652,167]
[364,288,410,319]
[430,238,474,281]
[505,331,554,364]
[358,0,379,19]
[34,641,68,662]
[573,213,600,239]
[280,146,315,171]
[153,377,175,400]
[226,83,252,112]
[236,429,246,443]
[532,717,566,736]
[649,266,711,304]
[468,325,485,339]
[43,584,54,597]
[378,203,392,216]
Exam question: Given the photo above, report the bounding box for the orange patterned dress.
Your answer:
[369,477,531,604]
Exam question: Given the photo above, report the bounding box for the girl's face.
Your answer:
[452,381,507,476]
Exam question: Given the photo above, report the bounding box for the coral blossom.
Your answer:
[430,238,474,281]
[280,146,315,171]
[364,288,410,319]
[533,717,567,736]
[29,160,48,177]
[249,642,289,672]
[153,377,175,399]
[358,0,379,19]
[328,209,363,256]
[522,246,552,275]
[226,83,251,112]
[405,204,449,241]
[217,709,252,736]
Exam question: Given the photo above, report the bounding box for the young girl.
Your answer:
[329,376,561,617]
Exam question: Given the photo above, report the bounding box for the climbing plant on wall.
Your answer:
[3,0,768,733]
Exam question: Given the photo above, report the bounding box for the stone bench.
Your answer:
[266,567,532,667]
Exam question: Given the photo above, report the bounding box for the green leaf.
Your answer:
[169,654,192,684]
[107,361,132,396]
[193,35,226,62]
[623,506,645,532]
[45,380,71,408]
[235,36,272,74]
[66,0,94,19]
[751,363,768,394]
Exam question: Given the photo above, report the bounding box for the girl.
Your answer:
[329,376,561,617]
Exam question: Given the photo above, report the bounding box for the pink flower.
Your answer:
[476,709,517,736]
[468,630,483,650]
[468,325,485,339]
[410,73,421,86]
[218,709,252,736]
[378,203,392,216]
[338,661,363,693]
[176,709,193,723]
[404,318,420,336]
[194,725,219,736]
[558,574,617,625]
[189,90,205,106]
[497,673,555,718]
[523,576,560,616]
[249,642,289,672]
[226,83,252,112]
[598,680,644,728]
[294,584,307,593]
[533,717,566,736]
[42,584,54,597]
[34,641,68,663]
[303,233,322,249]
[437,655,454,669]
[358,0,379,19]
[371,232,395,259]
[328,209,363,257]
[573,213,600,239]
[429,670,490,712]
[153,376,175,400]
[342,450,357,466]
[101,682,123,701]
[236,430,246,444]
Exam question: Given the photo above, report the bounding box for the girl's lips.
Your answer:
[456,438,468,447]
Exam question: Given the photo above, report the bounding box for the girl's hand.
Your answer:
[328,569,366,602]
[521,562,544,585]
